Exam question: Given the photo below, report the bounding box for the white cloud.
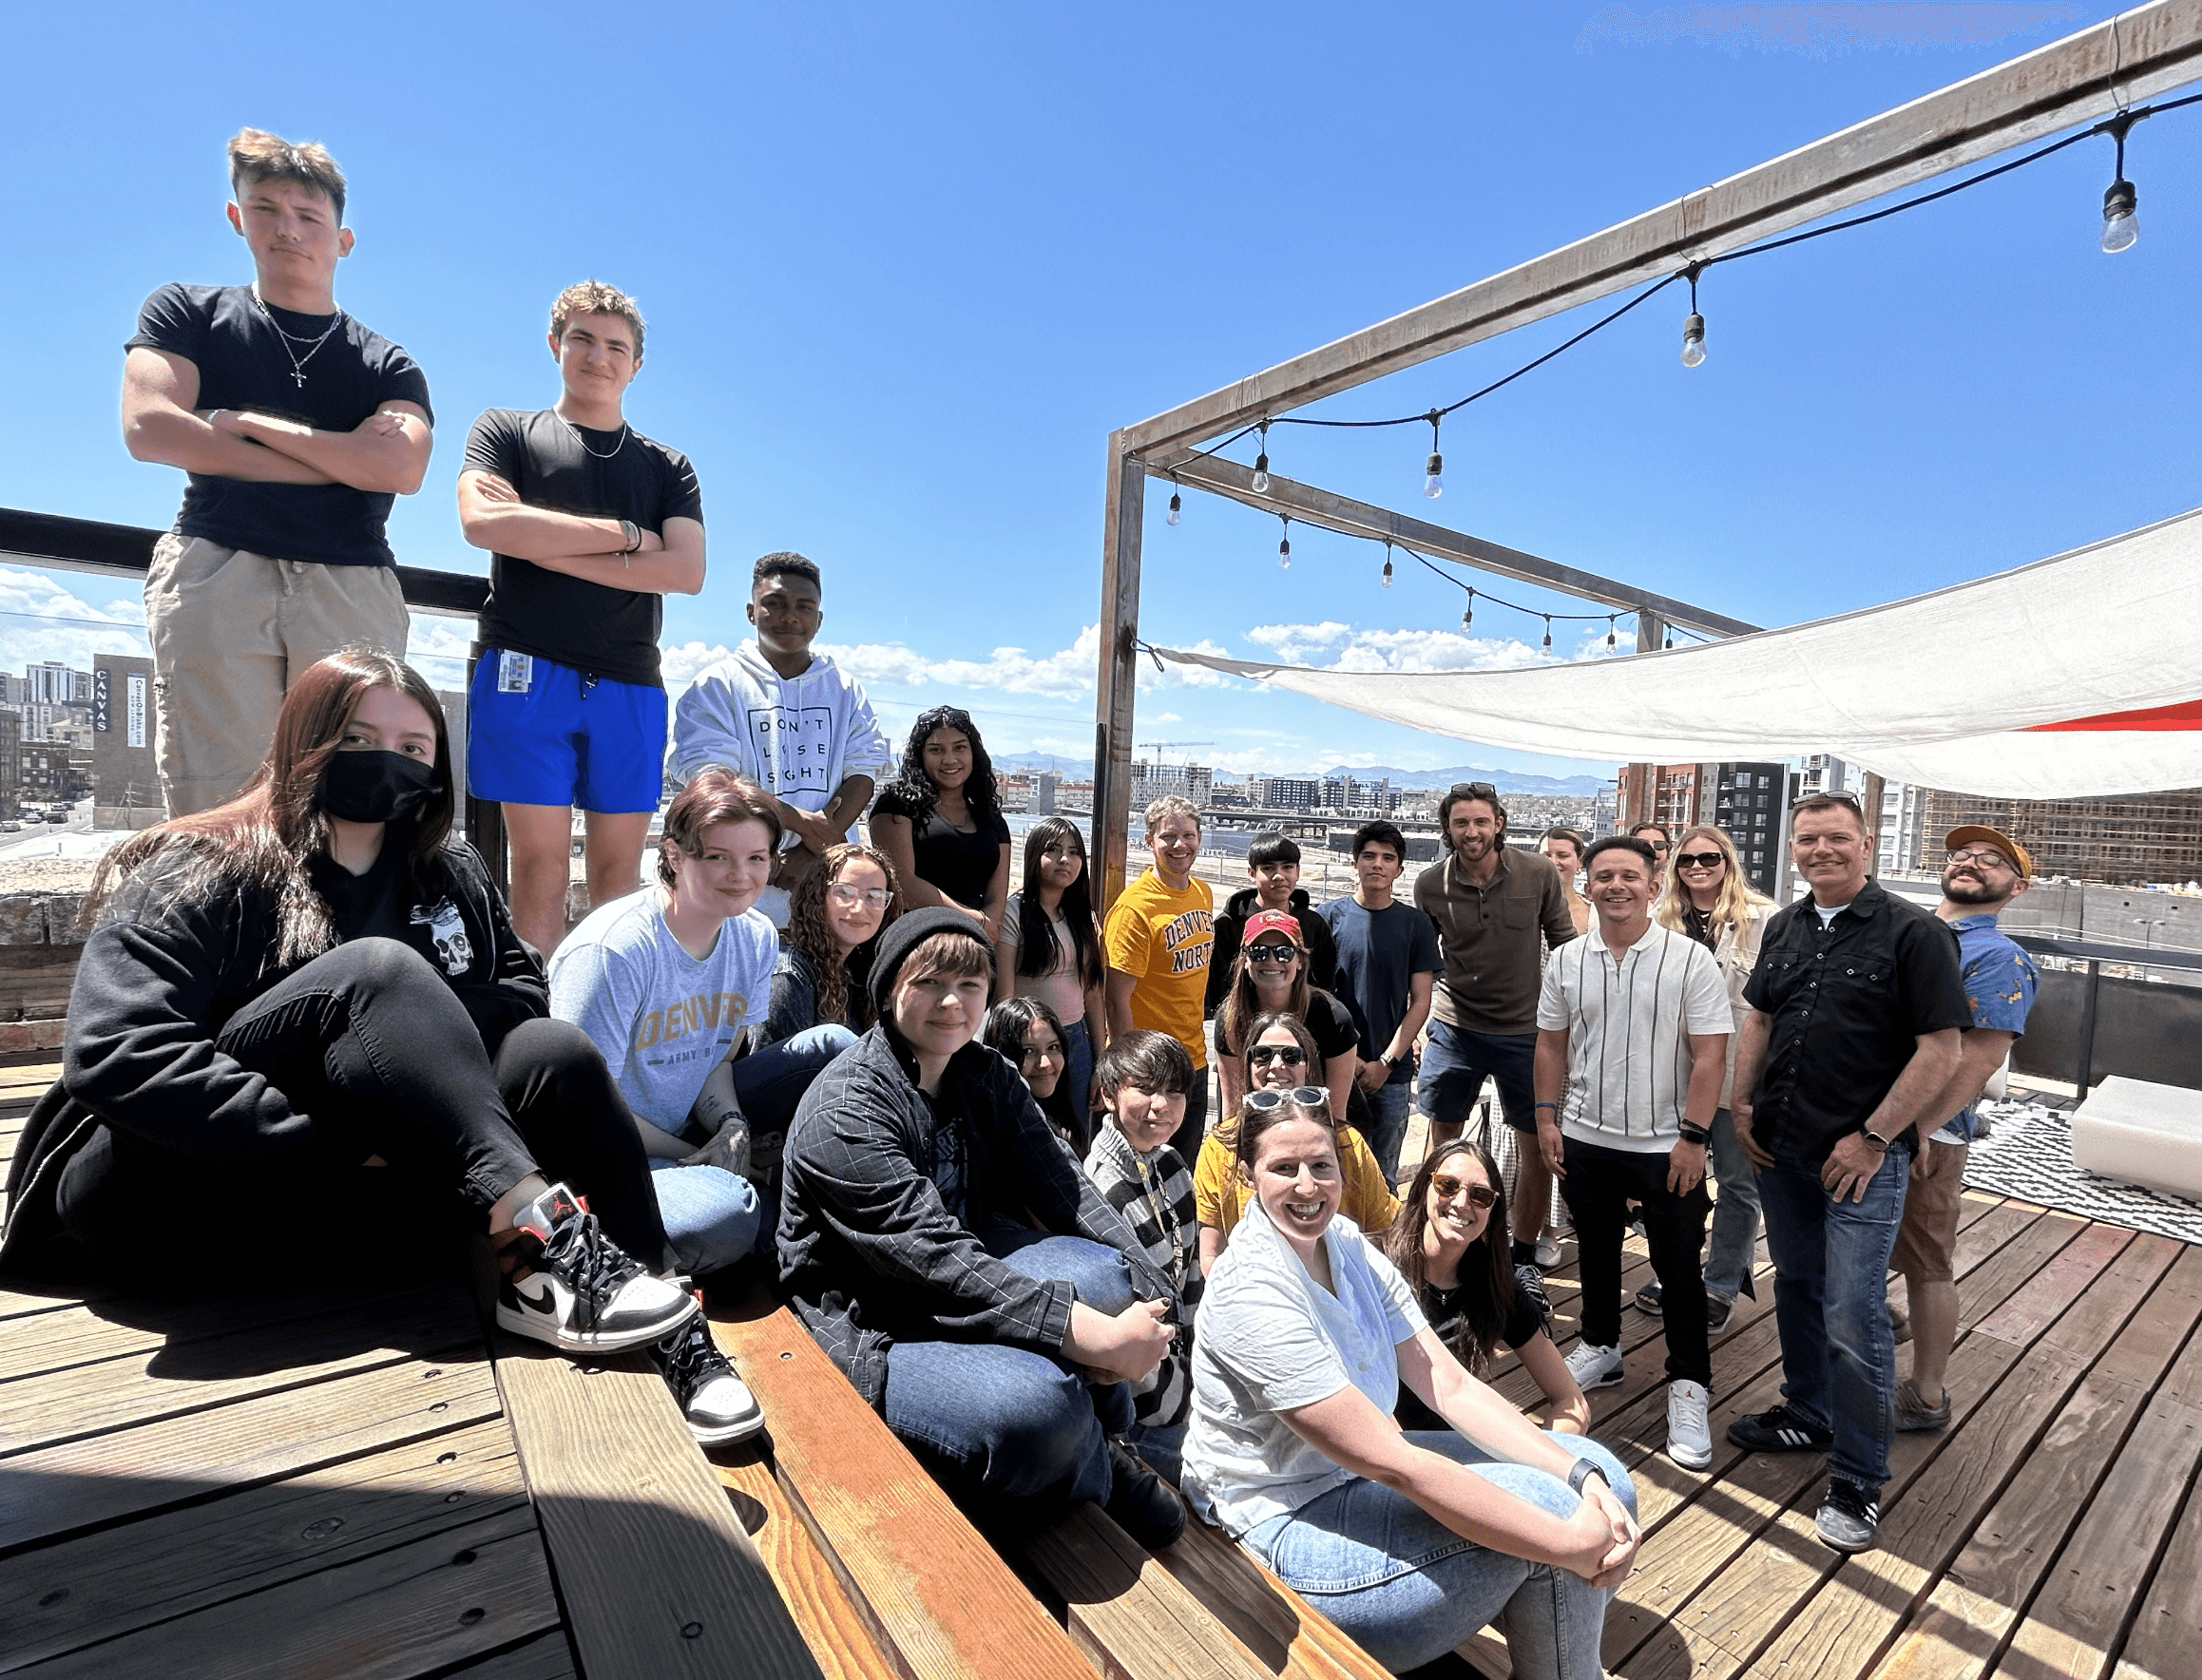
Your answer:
[660,623,1240,699]
[0,566,148,673]
[1240,620,1633,673]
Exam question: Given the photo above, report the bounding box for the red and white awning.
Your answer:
[1151,507,2202,798]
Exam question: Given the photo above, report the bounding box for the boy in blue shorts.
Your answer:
[458,279,706,954]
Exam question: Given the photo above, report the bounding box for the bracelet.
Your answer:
[620,519,641,555]
[1533,1100,1560,1111]
[1678,1122,1711,1146]
[1567,1459,1609,1497]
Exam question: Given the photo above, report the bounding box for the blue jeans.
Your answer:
[649,1159,760,1275]
[731,1024,855,1131]
[1362,1079,1416,1183]
[1061,1017,1094,1128]
[1417,1021,1538,1132]
[1703,1108,1763,1304]
[1757,1147,1910,1493]
[1243,1434,1636,1677]
[882,1228,1137,1522]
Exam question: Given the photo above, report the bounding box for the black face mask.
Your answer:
[320,749,439,824]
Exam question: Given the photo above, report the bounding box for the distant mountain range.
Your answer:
[988,752,1604,797]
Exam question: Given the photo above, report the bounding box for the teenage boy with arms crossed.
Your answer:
[1104,797,1214,1156]
[671,552,892,916]
[123,128,432,817]
[459,282,706,956]
[1534,836,1731,1471]
[1413,782,1576,1268]
[1726,792,1967,1555]
[1320,821,1440,1182]
[1888,824,2038,1432]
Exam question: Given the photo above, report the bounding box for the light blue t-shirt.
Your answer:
[547,888,777,1134]
[1181,1208,1425,1541]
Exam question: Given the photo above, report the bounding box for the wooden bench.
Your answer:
[706,1290,1484,1680]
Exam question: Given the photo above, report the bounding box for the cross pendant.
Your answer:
[291,370,307,388]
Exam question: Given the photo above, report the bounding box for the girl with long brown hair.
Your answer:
[768,841,899,1041]
[1383,1137,1587,1432]
[0,653,747,1428]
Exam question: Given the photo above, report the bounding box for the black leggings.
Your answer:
[56,939,668,1274]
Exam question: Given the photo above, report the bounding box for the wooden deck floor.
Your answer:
[4,1050,2199,1680]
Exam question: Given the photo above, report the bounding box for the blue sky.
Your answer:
[4,1,2196,781]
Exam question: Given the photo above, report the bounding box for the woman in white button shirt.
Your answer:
[1180,1091,1639,1677]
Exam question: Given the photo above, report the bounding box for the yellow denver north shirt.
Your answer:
[1102,868,1214,1068]
[1193,1125,1400,1238]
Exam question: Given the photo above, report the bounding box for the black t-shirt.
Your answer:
[871,789,1009,911]
[1222,986,1359,1067]
[465,408,705,689]
[1395,1264,1553,1430]
[126,283,433,568]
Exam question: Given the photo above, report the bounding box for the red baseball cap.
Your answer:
[1242,909,1307,947]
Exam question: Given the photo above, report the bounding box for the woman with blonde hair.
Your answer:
[1645,823,1775,1333]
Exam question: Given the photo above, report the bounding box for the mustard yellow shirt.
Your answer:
[1193,1125,1400,1238]
[1102,868,1214,1068]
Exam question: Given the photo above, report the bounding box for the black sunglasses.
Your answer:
[1249,1044,1307,1066]
[1675,850,1726,870]
[1244,942,1299,964]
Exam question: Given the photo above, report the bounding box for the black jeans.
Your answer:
[1559,1135,1713,1387]
[56,939,668,1274]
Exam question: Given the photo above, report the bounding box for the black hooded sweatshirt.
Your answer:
[775,907,1170,1408]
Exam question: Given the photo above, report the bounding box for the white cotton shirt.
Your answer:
[546,888,777,1133]
[1180,1207,1426,1542]
[1536,923,1733,1153]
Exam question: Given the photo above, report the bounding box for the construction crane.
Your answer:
[1137,740,1213,766]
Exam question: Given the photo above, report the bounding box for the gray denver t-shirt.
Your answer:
[547,888,776,1132]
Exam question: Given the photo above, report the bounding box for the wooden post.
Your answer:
[1860,770,1887,871]
[1093,434,1146,913]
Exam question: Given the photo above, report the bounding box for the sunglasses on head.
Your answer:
[1249,1044,1306,1066]
[1245,942,1299,964]
[1243,1085,1327,1111]
[1675,850,1725,870]
[1429,1174,1498,1210]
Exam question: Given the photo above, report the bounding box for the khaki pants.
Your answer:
[145,533,410,816]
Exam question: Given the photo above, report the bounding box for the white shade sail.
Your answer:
[1151,507,2202,799]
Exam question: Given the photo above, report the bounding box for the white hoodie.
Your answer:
[671,642,893,844]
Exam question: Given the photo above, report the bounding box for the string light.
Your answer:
[1461,588,1474,632]
[1541,615,1553,651]
[2101,111,2139,253]
[1680,263,1706,368]
[1166,473,1182,525]
[1277,515,1291,569]
[1423,412,1444,499]
[1381,541,1394,589]
[1251,421,1272,494]
[1606,616,1618,650]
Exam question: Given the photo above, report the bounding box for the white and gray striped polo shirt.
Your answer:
[1535,924,1732,1152]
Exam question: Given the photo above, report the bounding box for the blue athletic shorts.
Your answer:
[467,649,666,814]
[1415,1019,1539,1132]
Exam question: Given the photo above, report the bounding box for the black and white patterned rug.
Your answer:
[1963,1099,2202,1247]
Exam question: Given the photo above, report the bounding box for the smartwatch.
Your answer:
[1567,1459,1609,1497]
[1678,1121,1710,1146]
[1861,1127,1892,1153]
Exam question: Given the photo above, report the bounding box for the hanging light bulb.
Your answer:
[1461,589,1475,632]
[1166,487,1182,526]
[1423,412,1444,498]
[1541,616,1553,652]
[2101,113,2140,254]
[1381,544,1394,589]
[1252,421,1272,494]
[2101,177,2139,253]
[1664,632,1674,649]
[1606,617,1618,651]
[1679,262,1707,368]
[1277,517,1291,569]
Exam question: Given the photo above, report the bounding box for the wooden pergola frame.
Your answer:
[1091,0,2202,907]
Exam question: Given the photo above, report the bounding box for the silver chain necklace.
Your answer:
[563,415,630,460]
[250,284,344,389]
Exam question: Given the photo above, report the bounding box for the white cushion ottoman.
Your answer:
[2070,1076,2202,1201]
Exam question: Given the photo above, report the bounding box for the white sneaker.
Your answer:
[1668,1380,1714,1469]
[494,1183,699,1355]
[1565,1341,1625,1390]
[1533,1233,1562,1271]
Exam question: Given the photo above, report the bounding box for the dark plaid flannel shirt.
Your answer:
[776,1024,1170,1408]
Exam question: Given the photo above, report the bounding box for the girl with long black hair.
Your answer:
[995,815,1106,1117]
[869,705,1011,939]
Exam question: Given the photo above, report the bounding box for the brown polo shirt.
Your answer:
[1412,846,1577,1036]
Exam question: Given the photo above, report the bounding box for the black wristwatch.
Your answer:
[1567,1459,1609,1497]
[1677,1122,1711,1146]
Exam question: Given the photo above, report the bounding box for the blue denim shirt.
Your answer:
[1940,913,2039,1144]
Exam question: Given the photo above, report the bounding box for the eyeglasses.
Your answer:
[1244,942,1299,964]
[1675,850,1726,870]
[1429,1174,1498,1210]
[1244,1085,1327,1111]
[1248,1044,1306,1066]
[827,884,894,907]
[1945,848,2014,871]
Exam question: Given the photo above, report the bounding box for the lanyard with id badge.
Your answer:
[499,651,533,694]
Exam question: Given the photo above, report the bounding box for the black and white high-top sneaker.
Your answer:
[494,1183,698,1354]
[652,1314,765,1445]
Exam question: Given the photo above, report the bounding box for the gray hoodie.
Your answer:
[671,641,892,843]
